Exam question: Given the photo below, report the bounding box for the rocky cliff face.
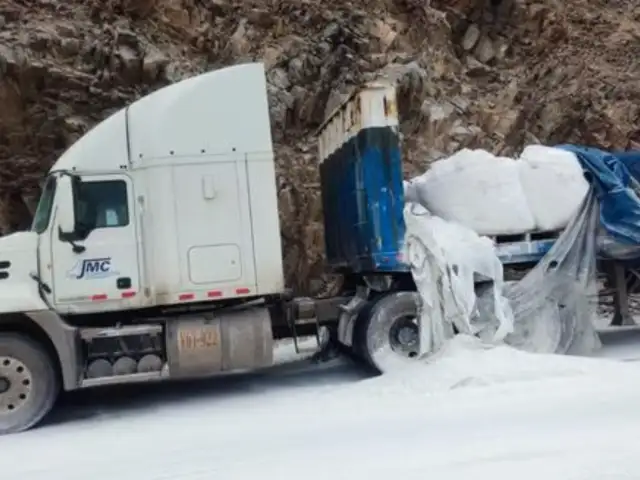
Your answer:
[1,0,639,292]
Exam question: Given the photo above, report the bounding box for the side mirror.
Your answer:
[57,175,76,235]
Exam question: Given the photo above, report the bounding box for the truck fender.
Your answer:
[0,311,80,391]
[337,285,370,347]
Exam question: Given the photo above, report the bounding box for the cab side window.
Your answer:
[75,180,129,234]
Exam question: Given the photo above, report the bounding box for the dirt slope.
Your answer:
[1,0,639,292]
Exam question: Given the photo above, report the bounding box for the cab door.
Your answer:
[50,174,141,312]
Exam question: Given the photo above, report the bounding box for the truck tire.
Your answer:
[354,291,421,373]
[0,333,59,435]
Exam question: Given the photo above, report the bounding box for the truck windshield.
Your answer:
[31,176,57,234]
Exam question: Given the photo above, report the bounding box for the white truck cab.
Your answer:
[34,62,284,315]
[0,63,294,433]
[0,64,418,435]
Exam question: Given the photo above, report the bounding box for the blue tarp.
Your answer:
[556,144,640,246]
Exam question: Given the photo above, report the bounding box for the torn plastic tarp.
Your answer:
[403,144,640,357]
[402,203,514,356]
[501,190,601,355]
[403,190,601,357]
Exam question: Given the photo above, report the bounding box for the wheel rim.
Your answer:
[0,356,33,414]
[388,315,420,358]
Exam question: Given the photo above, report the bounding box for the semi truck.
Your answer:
[1,60,636,435]
[0,62,426,435]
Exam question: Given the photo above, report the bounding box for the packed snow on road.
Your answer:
[3,141,640,478]
[4,331,640,480]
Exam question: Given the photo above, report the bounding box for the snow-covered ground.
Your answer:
[5,330,640,480]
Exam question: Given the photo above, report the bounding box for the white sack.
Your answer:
[414,149,536,235]
[518,145,589,232]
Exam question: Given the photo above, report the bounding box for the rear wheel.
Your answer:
[354,292,421,373]
[0,333,59,435]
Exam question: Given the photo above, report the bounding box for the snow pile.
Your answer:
[361,335,626,397]
[406,145,588,235]
[8,337,640,480]
[307,335,635,408]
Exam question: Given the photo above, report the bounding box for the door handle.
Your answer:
[116,277,132,289]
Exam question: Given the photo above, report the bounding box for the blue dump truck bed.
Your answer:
[317,82,406,273]
[319,125,405,272]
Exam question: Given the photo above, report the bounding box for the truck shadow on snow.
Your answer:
[42,356,369,428]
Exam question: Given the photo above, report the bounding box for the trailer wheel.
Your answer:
[0,333,59,435]
[355,292,421,373]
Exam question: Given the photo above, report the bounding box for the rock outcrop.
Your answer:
[1,0,639,293]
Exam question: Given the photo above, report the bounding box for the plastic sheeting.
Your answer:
[613,150,640,182]
[557,145,640,252]
[403,192,601,356]
[501,190,601,355]
[402,203,514,356]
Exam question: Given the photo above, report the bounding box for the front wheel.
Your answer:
[0,333,59,435]
[354,292,421,373]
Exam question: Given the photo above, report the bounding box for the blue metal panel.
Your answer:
[319,126,406,272]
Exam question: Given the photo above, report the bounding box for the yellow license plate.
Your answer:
[178,325,219,351]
